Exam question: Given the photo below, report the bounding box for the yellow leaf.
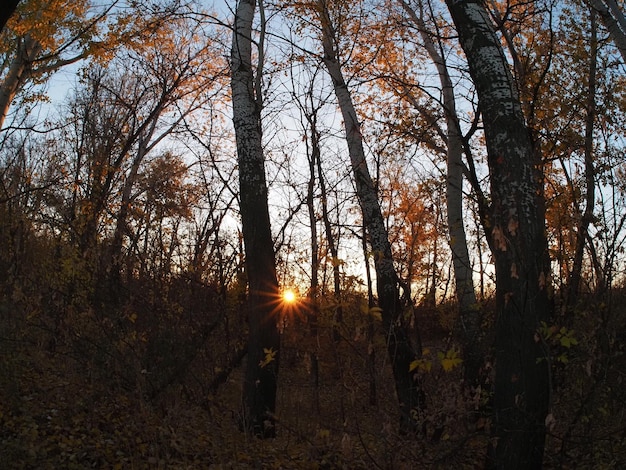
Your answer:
[331,257,344,267]
[410,358,432,373]
[438,349,463,372]
[259,347,277,368]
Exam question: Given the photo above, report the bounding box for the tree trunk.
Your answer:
[316,128,343,340]
[446,115,482,385]
[445,1,552,468]
[317,0,424,433]
[0,34,42,129]
[589,0,626,62]
[568,9,597,307]
[362,218,378,407]
[422,16,481,386]
[303,99,321,333]
[400,0,481,385]
[231,0,281,439]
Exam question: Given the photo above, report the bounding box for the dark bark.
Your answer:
[315,123,343,339]
[208,345,248,395]
[231,0,281,439]
[301,94,322,332]
[362,219,378,407]
[445,1,552,468]
[306,123,319,305]
[568,10,597,307]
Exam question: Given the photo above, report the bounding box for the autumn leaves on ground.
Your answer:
[0,279,484,468]
[1,268,625,468]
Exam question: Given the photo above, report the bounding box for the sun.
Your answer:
[282,289,297,304]
[277,287,308,324]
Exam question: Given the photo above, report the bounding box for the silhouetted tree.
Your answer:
[230,0,281,438]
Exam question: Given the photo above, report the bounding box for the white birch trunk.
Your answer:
[446,0,552,467]
[317,0,424,433]
[231,0,280,438]
[401,0,480,385]
[589,0,626,63]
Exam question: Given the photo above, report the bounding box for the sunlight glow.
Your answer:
[282,289,297,303]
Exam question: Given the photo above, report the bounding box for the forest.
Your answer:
[1,0,626,468]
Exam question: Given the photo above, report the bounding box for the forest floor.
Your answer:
[1,300,625,469]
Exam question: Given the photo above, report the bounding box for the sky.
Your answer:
[5,0,499,300]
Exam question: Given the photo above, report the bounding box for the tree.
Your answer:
[488,0,624,305]
[130,151,200,280]
[105,16,225,294]
[60,60,189,264]
[445,0,552,467]
[589,0,626,62]
[0,0,184,131]
[0,0,102,130]
[567,8,598,307]
[288,59,345,338]
[314,0,425,433]
[230,0,281,438]
[397,0,481,385]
